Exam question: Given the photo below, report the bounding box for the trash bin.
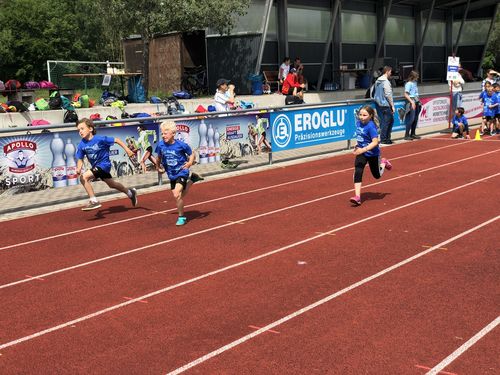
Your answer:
[249,74,263,95]
[359,73,371,89]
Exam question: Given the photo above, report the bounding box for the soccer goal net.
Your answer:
[47,60,126,93]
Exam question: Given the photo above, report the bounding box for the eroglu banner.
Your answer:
[270,105,357,151]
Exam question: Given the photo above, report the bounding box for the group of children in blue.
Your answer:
[73,70,499,214]
[75,118,202,225]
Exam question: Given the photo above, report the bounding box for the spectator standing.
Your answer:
[278,57,291,83]
[403,70,422,140]
[449,67,465,111]
[373,66,395,144]
[481,69,499,91]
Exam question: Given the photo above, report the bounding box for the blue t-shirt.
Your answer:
[355,120,380,157]
[404,81,419,99]
[155,139,192,180]
[481,92,498,117]
[451,114,468,131]
[76,135,115,173]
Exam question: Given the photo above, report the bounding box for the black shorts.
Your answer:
[145,146,153,154]
[483,116,493,121]
[91,166,112,180]
[170,175,188,190]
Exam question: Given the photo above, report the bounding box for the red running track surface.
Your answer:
[0,136,499,374]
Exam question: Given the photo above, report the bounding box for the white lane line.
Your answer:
[426,316,500,375]
[0,176,498,351]
[167,216,500,375]
[1,151,498,291]
[0,141,470,252]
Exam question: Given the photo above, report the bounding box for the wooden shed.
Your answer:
[123,31,206,94]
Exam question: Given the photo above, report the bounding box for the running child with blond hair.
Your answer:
[155,121,204,226]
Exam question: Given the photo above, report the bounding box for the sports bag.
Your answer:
[64,110,79,123]
[34,98,50,111]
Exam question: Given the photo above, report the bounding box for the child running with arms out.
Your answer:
[155,121,204,226]
[75,118,138,211]
[450,107,470,139]
[350,105,392,206]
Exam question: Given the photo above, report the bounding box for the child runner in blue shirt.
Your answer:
[450,107,470,139]
[155,121,204,226]
[75,118,138,211]
[350,105,392,206]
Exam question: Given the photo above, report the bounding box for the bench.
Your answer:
[263,71,280,93]
[1,89,36,103]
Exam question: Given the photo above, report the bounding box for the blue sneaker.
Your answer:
[176,216,187,226]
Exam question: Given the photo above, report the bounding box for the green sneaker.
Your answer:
[176,216,187,226]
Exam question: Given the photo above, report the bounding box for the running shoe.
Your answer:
[176,216,187,226]
[82,201,102,211]
[382,158,392,171]
[350,196,362,206]
[190,172,205,183]
[410,134,421,139]
[129,188,138,207]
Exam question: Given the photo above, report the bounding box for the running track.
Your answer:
[0,136,498,374]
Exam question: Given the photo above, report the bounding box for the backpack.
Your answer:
[48,91,62,109]
[365,84,376,99]
[64,110,79,123]
[372,80,387,106]
[150,96,162,104]
[5,80,21,91]
[239,100,254,109]
[172,90,192,99]
[79,94,90,108]
[166,97,181,115]
[34,98,50,111]
[60,95,75,111]
[24,81,40,89]
[39,80,57,89]
[31,119,51,126]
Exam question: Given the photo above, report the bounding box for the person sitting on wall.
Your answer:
[214,78,235,112]
[281,68,305,99]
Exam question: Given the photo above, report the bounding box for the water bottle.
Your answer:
[198,119,208,164]
[207,124,215,163]
[50,133,67,188]
[214,127,221,162]
[65,138,78,186]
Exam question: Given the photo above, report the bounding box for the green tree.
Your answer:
[98,0,251,95]
[482,10,500,71]
[0,0,103,81]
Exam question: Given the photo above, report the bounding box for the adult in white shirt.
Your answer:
[448,71,465,111]
[214,78,234,112]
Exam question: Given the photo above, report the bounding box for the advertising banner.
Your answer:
[419,91,482,127]
[270,105,357,152]
[174,113,271,163]
[0,124,159,194]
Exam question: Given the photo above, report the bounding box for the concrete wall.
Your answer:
[0,81,481,129]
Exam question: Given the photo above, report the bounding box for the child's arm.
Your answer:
[182,152,195,169]
[115,138,134,158]
[76,159,84,175]
[353,137,379,155]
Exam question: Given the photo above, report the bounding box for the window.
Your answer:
[206,0,277,38]
[452,19,490,45]
[385,16,415,44]
[341,12,377,44]
[288,5,332,42]
[423,21,445,46]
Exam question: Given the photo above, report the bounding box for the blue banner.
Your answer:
[270,104,357,152]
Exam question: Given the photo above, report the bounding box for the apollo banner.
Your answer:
[0,124,158,194]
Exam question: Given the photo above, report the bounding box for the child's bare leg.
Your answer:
[80,170,97,199]
[103,178,129,195]
[354,182,362,197]
[172,183,186,216]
